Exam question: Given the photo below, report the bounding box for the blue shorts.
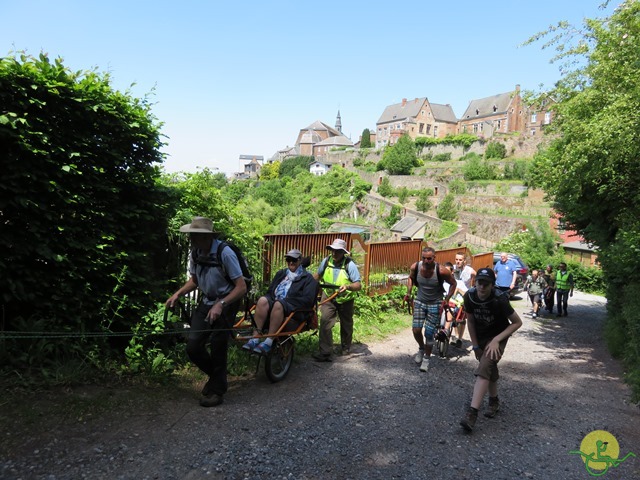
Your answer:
[412,300,441,338]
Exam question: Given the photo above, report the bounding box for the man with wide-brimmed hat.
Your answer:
[312,238,361,362]
[166,217,247,407]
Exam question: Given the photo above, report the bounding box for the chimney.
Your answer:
[402,98,407,107]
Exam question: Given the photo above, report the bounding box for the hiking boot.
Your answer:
[419,356,430,372]
[414,349,424,364]
[460,407,478,432]
[201,377,215,397]
[484,396,500,418]
[199,393,223,408]
[312,352,332,362]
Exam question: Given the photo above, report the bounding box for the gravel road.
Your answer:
[2,291,639,479]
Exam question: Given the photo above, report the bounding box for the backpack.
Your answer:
[410,261,444,292]
[193,240,253,292]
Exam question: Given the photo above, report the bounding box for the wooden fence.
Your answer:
[262,234,495,295]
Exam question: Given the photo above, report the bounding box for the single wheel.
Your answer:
[265,337,295,383]
[434,330,449,357]
[439,338,449,357]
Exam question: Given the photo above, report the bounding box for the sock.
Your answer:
[263,337,273,346]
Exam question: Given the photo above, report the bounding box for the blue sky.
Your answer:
[2,1,616,175]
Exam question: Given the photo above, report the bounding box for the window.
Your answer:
[531,113,537,123]
[433,126,438,137]
[426,124,431,134]
[419,123,424,134]
[497,120,502,130]
[530,128,536,136]
[544,112,551,124]
[473,124,479,133]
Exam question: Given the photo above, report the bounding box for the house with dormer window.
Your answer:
[458,85,524,138]
[375,97,457,149]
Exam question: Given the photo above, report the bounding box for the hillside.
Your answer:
[324,138,551,248]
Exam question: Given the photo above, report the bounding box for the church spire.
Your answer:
[335,110,342,133]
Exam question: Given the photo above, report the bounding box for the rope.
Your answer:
[0,326,235,340]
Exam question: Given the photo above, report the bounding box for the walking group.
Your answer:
[166,218,572,434]
[523,262,574,318]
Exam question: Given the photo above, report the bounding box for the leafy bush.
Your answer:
[448,178,467,194]
[414,133,478,149]
[378,177,393,197]
[380,135,417,175]
[279,156,313,178]
[385,205,402,228]
[485,141,507,159]
[397,187,409,204]
[437,220,459,239]
[462,155,496,180]
[415,190,432,213]
[436,193,458,221]
[0,53,172,364]
[433,152,452,162]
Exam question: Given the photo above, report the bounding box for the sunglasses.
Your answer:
[285,258,299,264]
[422,256,435,261]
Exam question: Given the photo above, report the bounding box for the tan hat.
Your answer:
[285,249,302,259]
[327,238,350,255]
[179,217,216,234]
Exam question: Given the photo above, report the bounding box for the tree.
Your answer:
[378,177,393,197]
[259,160,280,180]
[360,128,372,148]
[415,190,432,213]
[279,156,313,178]
[0,53,171,365]
[527,0,640,399]
[397,187,409,204]
[436,193,458,221]
[380,135,417,175]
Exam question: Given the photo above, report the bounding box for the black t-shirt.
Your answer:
[463,288,515,341]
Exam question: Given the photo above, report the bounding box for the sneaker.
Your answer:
[460,407,478,432]
[312,352,332,362]
[414,349,424,364]
[532,313,537,318]
[253,341,272,354]
[341,345,351,356]
[199,393,223,408]
[453,339,462,349]
[484,396,500,418]
[419,357,430,372]
[242,338,260,351]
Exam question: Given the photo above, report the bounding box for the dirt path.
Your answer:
[2,292,639,479]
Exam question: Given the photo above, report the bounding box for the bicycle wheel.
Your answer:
[438,337,449,357]
[265,337,295,383]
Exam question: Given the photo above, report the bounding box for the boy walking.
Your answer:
[460,268,522,432]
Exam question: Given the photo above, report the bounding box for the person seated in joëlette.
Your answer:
[242,249,318,354]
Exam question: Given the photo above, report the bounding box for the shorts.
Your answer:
[412,300,441,338]
[264,297,308,332]
[474,338,509,382]
[529,293,541,305]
